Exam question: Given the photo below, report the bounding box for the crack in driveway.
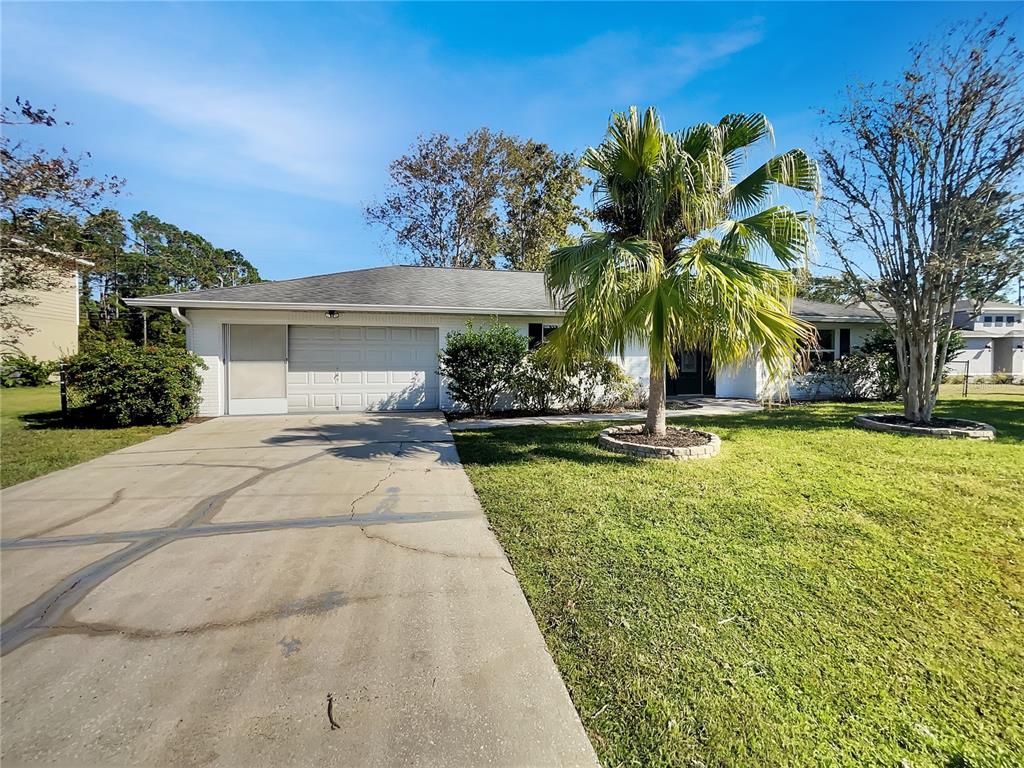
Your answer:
[357,526,502,561]
[16,488,126,541]
[36,589,410,641]
[348,443,401,518]
[1,421,474,657]
[1,450,331,655]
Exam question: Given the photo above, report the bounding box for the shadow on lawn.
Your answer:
[18,407,124,431]
[456,398,1023,467]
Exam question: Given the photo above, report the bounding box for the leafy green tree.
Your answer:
[127,211,260,294]
[792,267,860,305]
[78,211,262,346]
[546,107,818,435]
[495,138,585,270]
[366,129,585,269]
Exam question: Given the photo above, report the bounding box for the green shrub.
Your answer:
[512,349,564,412]
[562,353,633,412]
[438,322,528,415]
[829,328,966,400]
[64,340,206,426]
[944,374,966,385]
[0,353,55,387]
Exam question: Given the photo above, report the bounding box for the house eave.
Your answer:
[123,297,883,323]
[122,298,564,317]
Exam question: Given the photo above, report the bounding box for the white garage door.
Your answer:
[287,326,439,412]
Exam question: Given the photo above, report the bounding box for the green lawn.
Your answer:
[454,395,1024,768]
[1,386,176,488]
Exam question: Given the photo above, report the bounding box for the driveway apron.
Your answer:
[0,413,598,767]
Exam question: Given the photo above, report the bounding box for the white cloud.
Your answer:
[3,7,764,206]
[539,22,764,103]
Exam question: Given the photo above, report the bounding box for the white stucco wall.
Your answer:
[182,309,888,413]
[720,322,881,401]
[947,338,994,378]
[185,308,639,415]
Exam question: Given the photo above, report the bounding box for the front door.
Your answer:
[667,350,715,396]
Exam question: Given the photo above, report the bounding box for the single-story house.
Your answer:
[126,265,884,416]
[946,298,1024,379]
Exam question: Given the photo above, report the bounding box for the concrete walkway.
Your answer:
[0,413,598,767]
[448,397,761,431]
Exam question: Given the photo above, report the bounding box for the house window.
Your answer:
[839,328,851,358]
[812,329,836,365]
[527,323,559,350]
[983,315,993,325]
[995,316,1005,326]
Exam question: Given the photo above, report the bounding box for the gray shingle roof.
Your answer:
[127,266,558,314]
[955,298,1023,312]
[126,265,882,321]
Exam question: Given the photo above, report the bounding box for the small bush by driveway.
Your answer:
[453,395,1024,767]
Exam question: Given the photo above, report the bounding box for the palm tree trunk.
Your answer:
[645,361,667,435]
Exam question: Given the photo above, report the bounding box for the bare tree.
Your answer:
[819,18,1024,422]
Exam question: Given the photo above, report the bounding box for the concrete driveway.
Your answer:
[0,413,597,767]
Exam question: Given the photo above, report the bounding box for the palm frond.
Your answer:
[719,206,814,267]
[726,149,820,217]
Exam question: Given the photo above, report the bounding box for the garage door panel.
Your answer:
[287,326,438,412]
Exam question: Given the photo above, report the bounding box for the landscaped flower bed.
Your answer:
[598,424,720,459]
[853,413,995,440]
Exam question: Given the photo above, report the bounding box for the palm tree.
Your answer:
[545,107,819,435]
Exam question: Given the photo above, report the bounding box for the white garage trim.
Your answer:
[286,325,439,412]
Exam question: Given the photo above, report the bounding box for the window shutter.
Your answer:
[839,328,851,358]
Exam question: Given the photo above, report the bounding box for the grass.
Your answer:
[1,386,176,488]
[454,394,1024,768]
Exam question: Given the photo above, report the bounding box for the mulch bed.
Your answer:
[869,414,987,430]
[612,427,712,448]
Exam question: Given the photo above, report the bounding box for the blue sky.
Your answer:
[3,2,1018,280]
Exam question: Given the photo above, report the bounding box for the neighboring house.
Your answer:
[4,257,92,361]
[126,266,885,416]
[947,299,1024,379]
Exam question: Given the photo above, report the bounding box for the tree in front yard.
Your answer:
[819,17,1024,423]
[546,107,818,435]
